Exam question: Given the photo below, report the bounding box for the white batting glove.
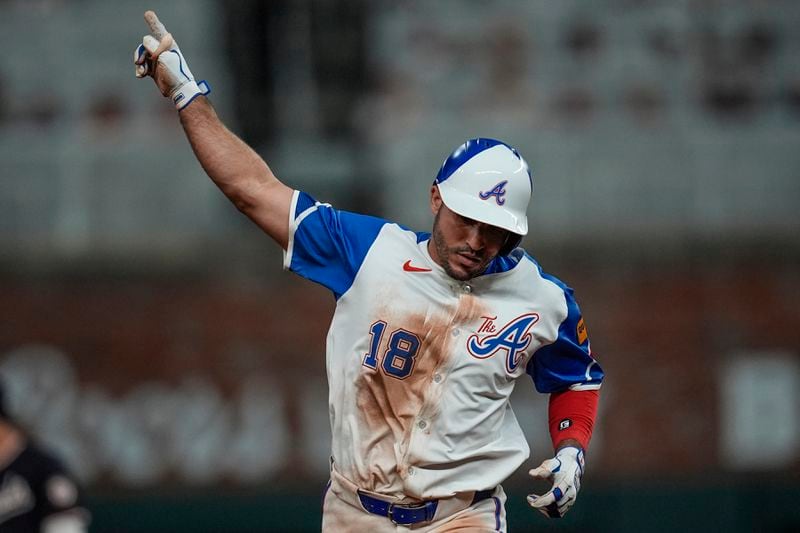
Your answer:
[527,446,584,518]
[133,10,210,110]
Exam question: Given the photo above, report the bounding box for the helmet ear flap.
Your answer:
[499,233,522,256]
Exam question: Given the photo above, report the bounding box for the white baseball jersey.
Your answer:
[284,190,603,501]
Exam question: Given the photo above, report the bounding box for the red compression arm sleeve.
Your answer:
[548,389,600,451]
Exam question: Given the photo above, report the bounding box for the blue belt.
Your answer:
[357,488,495,525]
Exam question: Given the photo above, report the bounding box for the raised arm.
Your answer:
[134,11,293,249]
[178,98,293,249]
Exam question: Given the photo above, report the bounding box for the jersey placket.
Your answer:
[400,280,475,488]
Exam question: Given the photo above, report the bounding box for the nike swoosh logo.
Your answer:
[403,260,432,272]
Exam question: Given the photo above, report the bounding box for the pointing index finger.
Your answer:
[144,10,168,39]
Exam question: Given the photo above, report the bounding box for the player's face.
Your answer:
[429,187,508,281]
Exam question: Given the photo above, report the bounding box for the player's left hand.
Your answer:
[133,10,210,110]
[527,446,584,518]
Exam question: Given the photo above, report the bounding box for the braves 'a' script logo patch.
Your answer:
[402,260,432,272]
[467,313,539,372]
[478,180,508,205]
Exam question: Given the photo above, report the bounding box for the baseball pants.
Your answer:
[321,466,507,532]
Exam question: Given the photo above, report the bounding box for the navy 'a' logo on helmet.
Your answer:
[478,180,508,205]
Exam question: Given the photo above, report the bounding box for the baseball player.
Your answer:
[134,11,603,531]
[0,381,91,533]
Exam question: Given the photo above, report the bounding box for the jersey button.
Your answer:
[408,466,415,475]
[417,420,427,430]
[462,284,472,294]
[433,373,443,383]
[451,328,460,337]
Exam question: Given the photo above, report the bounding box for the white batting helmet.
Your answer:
[434,138,532,252]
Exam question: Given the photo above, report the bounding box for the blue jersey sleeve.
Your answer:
[284,191,388,299]
[526,277,604,393]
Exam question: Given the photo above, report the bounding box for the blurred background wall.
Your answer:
[1,0,799,531]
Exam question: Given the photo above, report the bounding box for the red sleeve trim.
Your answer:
[548,389,599,451]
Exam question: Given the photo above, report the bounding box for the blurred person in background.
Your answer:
[134,10,602,532]
[0,381,90,533]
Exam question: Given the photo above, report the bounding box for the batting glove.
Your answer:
[527,446,584,518]
[133,10,210,110]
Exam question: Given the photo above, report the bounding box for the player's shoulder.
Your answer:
[485,248,551,279]
[328,205,425,248]
[294,189,430,240]
[518,250,574,293]
[384,222,429,244]
[494,248,577,308]
[294,190,416,237]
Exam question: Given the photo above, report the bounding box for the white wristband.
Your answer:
[172,80,211,110]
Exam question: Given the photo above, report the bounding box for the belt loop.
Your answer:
[425,500,437,523]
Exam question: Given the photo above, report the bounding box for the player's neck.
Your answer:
[426,238,442,267]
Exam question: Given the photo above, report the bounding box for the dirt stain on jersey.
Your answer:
[355,294,486,491]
